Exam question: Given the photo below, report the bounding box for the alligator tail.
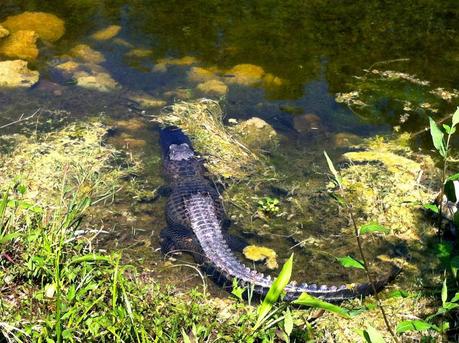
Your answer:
[185,192,401,303]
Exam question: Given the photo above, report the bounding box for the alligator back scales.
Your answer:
[159,126,399,302]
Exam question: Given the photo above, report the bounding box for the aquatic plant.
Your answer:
[426,107,459,227]
[257,196,280,215]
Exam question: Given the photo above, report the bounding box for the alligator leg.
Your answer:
[160,225,247,255]
[160,225,201,256]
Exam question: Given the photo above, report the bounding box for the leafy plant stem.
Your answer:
[348,208,399,342]
[438,131,452,230]
[324,151,399,342]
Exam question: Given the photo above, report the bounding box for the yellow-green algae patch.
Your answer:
[243,245,278,269]
[1,11,65,42]
[154,99,272,179]
[0,120,138,209]
[339,134,436,236]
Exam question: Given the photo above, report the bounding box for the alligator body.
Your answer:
[159,126,399,302]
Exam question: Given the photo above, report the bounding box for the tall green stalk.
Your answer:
[324,151,399,342]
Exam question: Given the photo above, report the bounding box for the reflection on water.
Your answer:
[0,0,458,290]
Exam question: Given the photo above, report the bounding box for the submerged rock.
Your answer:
[1,11,65,42]
[263,73,283,87]
[0,25,9,38]
[226,64,265,86]
[69,44,106,64]
[196,79,228,96]
[125,48,152,58]
[0,60,39,88]
[90,25,121,41]
[187,66,217,83]
[243,245,278,269]
[163,88,193,100]
[333,132,363,147]
[293,113,323,133]
[74,70,119,92]
[54,60,80,76]
[233,117,278,150]
[153,56,197,72]
[0,30,39,60]
[127,93,167,108]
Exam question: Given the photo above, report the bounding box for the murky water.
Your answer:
[0,1,458,293]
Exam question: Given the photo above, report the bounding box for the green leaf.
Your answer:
[429,117,446,157]
[452,107,459,128]
[283,308,293,336]
[442,278,448,306]
[293,292,350,318]
[363,326,386,343]
[69,254,111,265]
[436,242,452,261]
[443,124,452,134]
[0,232,20,245]
[388,290,409,298]
[359,223,390,235]
[181,329,192,343]
[231,278,245,301]
[324,151,342,188]
[396,320,432,333]
[442,302,459,311]
[337,256,365,269]
[450,292,459,303]
[450,256,459,269]
[255,254,293,328]
[448,173,459,181]
[423,203,439,214]
[444,180,458,203]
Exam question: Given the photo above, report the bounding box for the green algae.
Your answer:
[336,69,459,130]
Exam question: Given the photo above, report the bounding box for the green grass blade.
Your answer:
[255,254,294,329]
[359,223,390,235]
[293,292,351,318]
[396,320,432,333]
[429,117,446,157]
[451,107,459,128]
[323,151,342,188]
[337,256,365,269]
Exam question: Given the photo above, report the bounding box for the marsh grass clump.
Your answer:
[154,99,270,179]
[0,120,140,210]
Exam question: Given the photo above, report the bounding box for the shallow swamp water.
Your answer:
[0,1,459,300]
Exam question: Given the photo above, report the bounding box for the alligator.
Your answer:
[159,126,400,303]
